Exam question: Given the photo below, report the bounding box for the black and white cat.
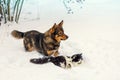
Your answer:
[30,53,83,69]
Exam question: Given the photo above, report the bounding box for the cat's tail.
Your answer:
[30,57,54,64]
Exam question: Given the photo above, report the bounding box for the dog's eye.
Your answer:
[58,32,63,36]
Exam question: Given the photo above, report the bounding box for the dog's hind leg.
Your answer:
[23,38,34,52]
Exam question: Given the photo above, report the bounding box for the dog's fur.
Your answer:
[30,53,83,69]
[11,20,68,56]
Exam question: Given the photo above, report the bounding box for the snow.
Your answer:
[0,0,120,80]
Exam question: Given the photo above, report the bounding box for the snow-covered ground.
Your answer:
[0,0,120,80]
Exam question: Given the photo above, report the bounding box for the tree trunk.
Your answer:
[7,0,11,21]
[16,0,24,23]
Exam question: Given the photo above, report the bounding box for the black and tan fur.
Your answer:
[11,20,68,56]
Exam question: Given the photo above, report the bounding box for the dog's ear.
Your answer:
[58,20,63,27]
[50,23,56,33]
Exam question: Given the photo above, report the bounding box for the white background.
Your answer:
[0,0,120,80]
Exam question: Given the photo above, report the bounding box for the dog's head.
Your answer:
[71,53,83,66]
[49,20,68,42]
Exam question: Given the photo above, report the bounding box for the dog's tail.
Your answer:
[30,57,54,64]
[11,30,25,39]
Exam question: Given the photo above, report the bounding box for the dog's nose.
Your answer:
[66,35,68,39]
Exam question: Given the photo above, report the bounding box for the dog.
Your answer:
[30,53,83,69]
[11,20,68,56]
